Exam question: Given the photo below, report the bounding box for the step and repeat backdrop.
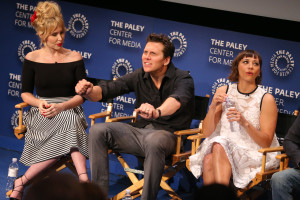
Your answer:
[1,0,300,139]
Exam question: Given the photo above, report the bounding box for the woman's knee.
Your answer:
[212,143,226,155]
[203,154,213,172]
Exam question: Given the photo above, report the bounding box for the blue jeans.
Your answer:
[271,168,300,200]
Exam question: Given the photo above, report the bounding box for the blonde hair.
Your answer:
[31,1,66,47]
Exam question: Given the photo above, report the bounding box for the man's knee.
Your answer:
[144,131,175,152]
[271,171,282,183]
[89,123,108,141]
[271,170,290,186]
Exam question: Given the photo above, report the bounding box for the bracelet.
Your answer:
[156,108,161,119]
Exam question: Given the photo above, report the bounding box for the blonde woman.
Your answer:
[9,1,89,199]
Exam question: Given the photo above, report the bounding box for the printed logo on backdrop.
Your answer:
[211,78,232,95]
[11,110,28,130]
[18,40,37,62]
[108,20,144,49]
[209,38,248,66]
[112,58,134,78]
[15,3,35,28]
[8,73,22,98]
[270,50,295,77]
[68,13,89,38]
[168,32,187,57]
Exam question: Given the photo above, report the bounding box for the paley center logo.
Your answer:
[18,40,37,62]
[168,31,187,57]
[112,58,133,78]
[270,50,295,77]
[11,110,27,130]
[68,13,89,38]
[211,78,232,95]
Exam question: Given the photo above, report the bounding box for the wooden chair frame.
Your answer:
[89,94,210,200]
[186,110,299,200]
[90,110,203,200]
[6,102,78,197]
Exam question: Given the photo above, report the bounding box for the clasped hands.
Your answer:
[75,79,94,96]
[38,100,64,118]
[135,103,160,119]
[75,79,160,120]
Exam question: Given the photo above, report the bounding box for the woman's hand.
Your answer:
[42,103,64,118]
[210,92,227,109]
[75,79,94,95]
[226,107,248,127]
[38,100,50,114]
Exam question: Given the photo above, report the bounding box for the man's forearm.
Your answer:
[158,97,181,117]
[83,86,102,102]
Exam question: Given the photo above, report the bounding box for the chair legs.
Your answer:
[111,152,184,200]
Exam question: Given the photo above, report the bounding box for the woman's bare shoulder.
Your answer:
[65,49,82,62]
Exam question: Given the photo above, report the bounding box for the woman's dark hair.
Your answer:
[146,33,175,60]
[228,49,262,84]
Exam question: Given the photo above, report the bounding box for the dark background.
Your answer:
[61,0,300,42]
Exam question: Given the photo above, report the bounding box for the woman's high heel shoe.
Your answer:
[7,174,29,200]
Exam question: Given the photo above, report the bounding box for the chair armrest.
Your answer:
[14,102,30,140]
[107,116,137,122]
[187,134,204,140]
[258,146,284,173]
[276,153,287,160]
[186,133,205,155]
[174,128,201,136]
[174,128,204,155]
[89,111,111,120]
[276,153,290,171]
[15,102,30,108]
[258,146,284,153]
[107,111,138,123]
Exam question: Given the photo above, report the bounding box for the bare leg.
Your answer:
[202,153,215,185]
[10,158,59,199]
[70,148,89,182]
[212,143,232,185]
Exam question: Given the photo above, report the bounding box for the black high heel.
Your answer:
[8,174,29,200]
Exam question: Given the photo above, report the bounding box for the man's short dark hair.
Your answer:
[146,33,175,60]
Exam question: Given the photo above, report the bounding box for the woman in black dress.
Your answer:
[9,1,89,199]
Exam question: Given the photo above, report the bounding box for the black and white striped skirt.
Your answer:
[19,97,89,166]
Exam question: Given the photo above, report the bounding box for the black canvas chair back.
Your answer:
[276,112,298,145]
[193,95,210,121]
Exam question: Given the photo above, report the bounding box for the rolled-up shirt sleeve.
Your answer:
[169,72,194,108]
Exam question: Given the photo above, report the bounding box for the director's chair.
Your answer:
[6,101,78,197]
[89,93,210,199]
[186,110,299,200]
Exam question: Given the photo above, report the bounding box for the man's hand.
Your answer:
[75,79,93,95]
[136,103,160,119]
